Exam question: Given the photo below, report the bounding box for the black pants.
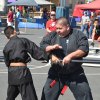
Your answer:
[6,82,38,100]
[41,70,93,100]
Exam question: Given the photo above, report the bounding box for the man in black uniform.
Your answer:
[40,17,93,100]
[3,26,46,100]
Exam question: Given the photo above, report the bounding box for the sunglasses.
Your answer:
[51,14,56,16]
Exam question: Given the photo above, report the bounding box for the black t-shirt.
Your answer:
[3,36,45,67]
[3,36,45,85]
[59,36,68,55]
[40,29,89,75]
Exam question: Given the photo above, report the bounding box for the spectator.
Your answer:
[40,17,93,100]
[97,12,100,22]
[23,9,29,18]
[46,11,57,35]
[89,12,97,39]
[7,8,14,27]
[15,8,21,35]
[91,18,100,53]
[91,19,100,43]
[91,18,100,46]
[42,8,48,28]
[81,11,90,38]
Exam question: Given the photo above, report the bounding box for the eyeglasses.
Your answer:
[50,14,56,16]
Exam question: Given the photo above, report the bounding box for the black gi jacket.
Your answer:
[3,36,45,85]
[40,29,89,76]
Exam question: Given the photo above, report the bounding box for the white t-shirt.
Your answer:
[81,15,90,25]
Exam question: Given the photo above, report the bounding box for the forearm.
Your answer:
[45,45,54,52]
[45,44,62,52]
[63,49,86,64]
[67,49,86,59]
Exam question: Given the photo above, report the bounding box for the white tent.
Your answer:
[35,0,54,5]
[7,0,38,6]
[7,0,54,6]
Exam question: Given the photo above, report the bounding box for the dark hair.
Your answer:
[9,8,12,11]
[4,26,14,39]
[57,17,70,26]
[94,18,99,22]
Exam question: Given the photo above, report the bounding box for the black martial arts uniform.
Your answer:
[3,36,45,100]
[40,29,93,100]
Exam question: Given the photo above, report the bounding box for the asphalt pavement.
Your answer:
[0,27,100,100]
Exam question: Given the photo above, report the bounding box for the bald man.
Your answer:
[40,17,93,100]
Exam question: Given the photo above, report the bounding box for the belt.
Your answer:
[10,62,27,67]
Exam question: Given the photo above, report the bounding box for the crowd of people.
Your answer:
[80,10,100,53]
[81,11,100,39]
[7,7,21,34]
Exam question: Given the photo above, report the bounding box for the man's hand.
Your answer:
[52,44,62,50]
[51,55,60,63]
[62,55,72,65]
[46,44,62,52]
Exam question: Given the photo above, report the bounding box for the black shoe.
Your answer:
[91,42,94,47]
[16,32,20,35]
[95,49,99,54]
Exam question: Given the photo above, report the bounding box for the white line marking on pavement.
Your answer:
[83,63,100,67]
[0,63,50,72]
[86,55,100,58]
[86,73,100,76]
[0,71,100,76]
[29,63,50,69]
[38,36,43,38]
[0,46,4,47]
[89,47,100,50]
[20,31,25,33]
[0,62,100,69]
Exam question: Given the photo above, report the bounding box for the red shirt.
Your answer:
[7,11,14,22]
[46,19,57,32]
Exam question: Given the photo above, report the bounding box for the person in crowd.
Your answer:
[42,8,48,28]
[7,8,14,27]
[23,9,29,18]
[40,17,93,100]
[89,12,97,39]
[81,11,90,38]
[91,18,100,44]
[3,26,46,100]
[46,11,57,35]
[15,8,21,35]
[97,12,100,21]
[91,18,100,53]
[18,6,23,16]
